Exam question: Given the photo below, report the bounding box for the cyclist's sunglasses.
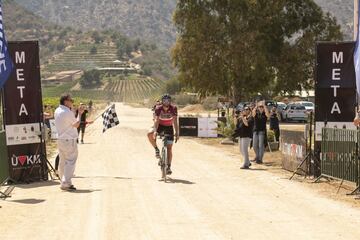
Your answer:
[162,99,171,104]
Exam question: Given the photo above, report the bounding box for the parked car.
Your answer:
[277,102,287,110]
[236,102,251,111]
[276,102,287,120]
[281,104,308,122]
[264,100,277,111]
[296,101,314,112]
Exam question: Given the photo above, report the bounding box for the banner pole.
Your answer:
[355,0,359,41]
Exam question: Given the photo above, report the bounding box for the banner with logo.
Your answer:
[2,41,47,182]
[179,117,221,138]
[179,117,198,137]
[315,42,357,141]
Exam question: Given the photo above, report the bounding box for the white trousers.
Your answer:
[57,139,78,187]
[239,137,251,167]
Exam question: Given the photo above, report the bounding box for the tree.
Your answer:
[143,65,152,76]
[92,31,103,44]
[165,77,183,95]
[90,46,97,55]
[80,70,101,88]
[172,0,342,102]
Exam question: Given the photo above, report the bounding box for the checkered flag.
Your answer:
[102,104,119,133]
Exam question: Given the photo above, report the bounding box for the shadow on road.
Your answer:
[248,168,267,171]
[74,176,132,180]
[71,189,102,194]
[263,162,278,167]
[15,181,60,189]
[10,198,46,204]
[167,178,195,185]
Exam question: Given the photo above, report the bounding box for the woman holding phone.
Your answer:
[252,101,270,164]
[236,106,254,169]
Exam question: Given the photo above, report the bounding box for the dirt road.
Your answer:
[1,103,360,240]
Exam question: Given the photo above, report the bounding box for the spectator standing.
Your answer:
[236,106,254,169]
[252,101,270,164]
[269,106,281,142]
[43,105,52,128]
[43,105,53,140]
[75,103,93,144]
[54,93,83,191]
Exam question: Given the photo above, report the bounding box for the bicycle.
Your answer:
[157,133,176,183]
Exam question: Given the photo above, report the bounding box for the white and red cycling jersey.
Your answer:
[154,105,178,126]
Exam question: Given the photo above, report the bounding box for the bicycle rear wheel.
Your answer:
[161,146,167,182]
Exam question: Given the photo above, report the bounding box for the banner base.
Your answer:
[0,177,16,199]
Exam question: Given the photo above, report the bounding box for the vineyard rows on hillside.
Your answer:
[44,44,123,74]
[103,76,163,102]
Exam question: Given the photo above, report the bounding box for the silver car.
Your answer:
[282,104,308,122]
[295,101,314,113]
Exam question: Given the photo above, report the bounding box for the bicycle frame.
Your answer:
[158,133,174,182]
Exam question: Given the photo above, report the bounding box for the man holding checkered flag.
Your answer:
[102,104,120,133]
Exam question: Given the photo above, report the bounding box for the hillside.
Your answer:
[14,0,177,48]
[3,0,85,64]
[14,0,355,45]
[314,0,353,40]
[3,0,174,81]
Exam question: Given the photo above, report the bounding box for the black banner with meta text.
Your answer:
[315,42,357,141]
[314,42,357,177]
[2,41,47,182]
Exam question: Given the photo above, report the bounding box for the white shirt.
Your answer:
[54,105,78,140]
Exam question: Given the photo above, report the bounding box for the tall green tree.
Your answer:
[172,0,342,102]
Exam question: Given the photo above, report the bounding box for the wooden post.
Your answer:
[355,0,359,40]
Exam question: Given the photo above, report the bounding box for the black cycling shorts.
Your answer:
[157,125,174,142]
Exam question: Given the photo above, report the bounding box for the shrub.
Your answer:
[92,31,103,44]
[90,46,97,55]
[80,69,101,88]
[173,94,199,106]
[143,66,152,76]
[217,115,236,139]
[56,42,66,52]
[267,130,275,142]
[165,77,182,95]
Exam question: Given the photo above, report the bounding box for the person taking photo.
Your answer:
[236,106,254,169]
[252,101,270,164]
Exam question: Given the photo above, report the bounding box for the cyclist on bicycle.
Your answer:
[147,94,179,175]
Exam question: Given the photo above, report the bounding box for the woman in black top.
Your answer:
[252,102,270,164]
[236,107,254,169]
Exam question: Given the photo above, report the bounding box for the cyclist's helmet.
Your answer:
[161,94,172,106]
